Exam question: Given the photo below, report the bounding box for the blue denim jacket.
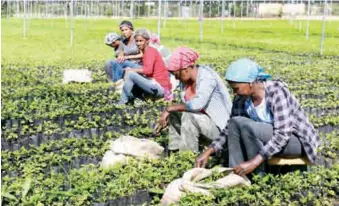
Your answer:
[184,65,233,130]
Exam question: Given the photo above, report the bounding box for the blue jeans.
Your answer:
[119,72,165,104]
[110,60,140,82]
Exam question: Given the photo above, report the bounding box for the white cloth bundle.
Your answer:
[101,136,164,169]
[160,167,251,205]
[62,69,92,84]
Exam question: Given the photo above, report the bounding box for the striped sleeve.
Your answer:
[259,86,294,159]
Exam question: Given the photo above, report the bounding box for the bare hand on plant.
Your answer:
[154,110,170,136]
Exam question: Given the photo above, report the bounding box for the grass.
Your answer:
[2,18,339,67]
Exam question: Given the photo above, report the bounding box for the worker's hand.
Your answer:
[153,124,163,136]
[154,110,170,135]
[124,67,134,73]
[195,147,215,168]
[117,54,125,63]
[159,110,170,127]
[233,154,264,176]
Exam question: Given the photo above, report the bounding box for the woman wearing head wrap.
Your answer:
[154,47,233,153]
[104,20,142,83]
[195,58,320,177]
[118,29,172,104]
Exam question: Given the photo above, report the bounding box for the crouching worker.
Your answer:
[195,58,320,176]
[154,47,233,153]
[118,29,172,105]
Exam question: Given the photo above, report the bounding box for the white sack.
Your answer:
[62,69,92,84]
[161,167,250,205]
[101,151,128,169]
[101,136,164,169]
[110,135,164,159]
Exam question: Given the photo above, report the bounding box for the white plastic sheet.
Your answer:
[62,69,92,84]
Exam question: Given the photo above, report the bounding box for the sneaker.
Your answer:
[115,81,124,94]
[115,79,124,87]
[117,100,128,105]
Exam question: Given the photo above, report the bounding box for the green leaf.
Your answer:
[149,187,164,194]
[22,177,32,198]
[1,191,18,201]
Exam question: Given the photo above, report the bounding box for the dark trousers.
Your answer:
[228,116,304,174]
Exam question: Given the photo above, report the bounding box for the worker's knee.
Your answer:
[125,71,139,81]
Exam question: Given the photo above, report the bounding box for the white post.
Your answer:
[121,0,124,17]
[178,1,181,18]
[228,2,231,20]
[82,2,85,17]
[23,0,27,38]
[97,1,100,17]
[64,1,67,27]
[50,0,52,17]
[246,0,250,17]
[241,0,243,18]
[183,1,187,28]
[17,0,20,17]
[221,0,225,33]
[190,0,192,17]
[148,0,150,17]
[218,0,220,18]
[111,0,114,17]
[306,0,311,39]
[158,0,162,39]
[115,0,118,17]
[199,0,204,41]
[299,0,302,31]
[330,0,332,16]
[163,0,167,28]
[320,0,327,55]
[130,0,134,18]
[7,0,9,18]
[70,0,74,46]
[209,0,212,18]
[45,0,47,18]
[233,0,236,28]
[137,0,140,17]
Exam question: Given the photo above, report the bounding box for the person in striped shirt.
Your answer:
[155,47,233,153]
[195,58,320,176]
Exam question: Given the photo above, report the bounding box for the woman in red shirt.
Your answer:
[118,29,172,104]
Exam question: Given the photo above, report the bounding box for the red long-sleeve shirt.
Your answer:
[142,47,172,90]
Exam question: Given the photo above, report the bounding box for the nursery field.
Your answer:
[1,18,339,205]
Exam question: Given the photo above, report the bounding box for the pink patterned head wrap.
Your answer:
[150,33,160,45]
[167,47,199,72]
